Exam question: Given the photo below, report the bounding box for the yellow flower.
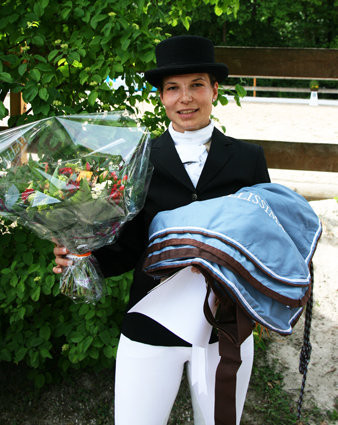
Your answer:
[76,171,93,182]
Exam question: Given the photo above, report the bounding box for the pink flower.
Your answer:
[59,167,73,175]
[22,188,35,202]
[110,171,118,180]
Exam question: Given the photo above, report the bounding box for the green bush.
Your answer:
[0,219,132,388]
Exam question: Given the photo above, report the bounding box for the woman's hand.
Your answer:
[52,239,72,274]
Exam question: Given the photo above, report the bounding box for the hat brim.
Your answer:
[144,63,229,88]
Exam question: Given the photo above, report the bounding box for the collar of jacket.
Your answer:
[151,127,235,193]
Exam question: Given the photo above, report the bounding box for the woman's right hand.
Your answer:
[52,240,72,274]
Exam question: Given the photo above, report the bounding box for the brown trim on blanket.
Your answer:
[145,240,311,307]
[143,258,298,335]
[148,229,311,287]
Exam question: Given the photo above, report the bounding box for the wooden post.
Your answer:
[253,77,257,97]
[10,92,26,117]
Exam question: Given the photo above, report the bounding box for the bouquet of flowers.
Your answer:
[0,112,152,303]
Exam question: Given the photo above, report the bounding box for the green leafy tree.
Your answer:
[0,0,240,130]
[168,0,338,48]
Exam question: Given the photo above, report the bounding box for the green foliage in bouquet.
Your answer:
[0,219,132,388]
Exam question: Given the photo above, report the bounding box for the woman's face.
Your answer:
[160,73,218,133]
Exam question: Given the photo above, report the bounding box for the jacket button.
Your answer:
[192,193,198,201]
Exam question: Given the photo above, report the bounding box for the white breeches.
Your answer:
[114,333,254,425]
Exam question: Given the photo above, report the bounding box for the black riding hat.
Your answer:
[144,35,229,88]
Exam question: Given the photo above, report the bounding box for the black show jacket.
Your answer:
[94,127,270,346]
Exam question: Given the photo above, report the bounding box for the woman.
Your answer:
[53,35,270,425]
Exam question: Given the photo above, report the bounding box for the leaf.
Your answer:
[85,309,95,320]
[40,348,53,359]
[34,54,47,63]
[10,275,18,287]
[90,14,106,29]
[219,95,228,106]
[28,264,40,274]
[31,285,41,302]
[80,336,93,353]
[88,347,99,359]
[99,329,112,345]
[32,35,44,47]
[92,74,103,83]
[18,306,26,320]
[42,73,55,84]
[70,333,84,343]
[30,68,41,82]
[39,87,49,101]
[0,72,13,83]
[33,3,44,17]
[36,62,52,72]
[15,346,27,362]
[43,274,54,294]
[41,0,49,9]
[181,16,191,31]
[68,51,81,63]
[113,63,124,73]
[39,325,51,340]
[103,345,114,358]
[23,84,38,102]
[29,336,44,348]
[17,281,25,298]
[235,83,247,98]
[18,63,27,76]
[79,71,89,85]
[48,49,59,62]
[77,305,89,319]
[0,100,7,119]
[142,49,155,63]
[215,5,223,16]
[88,90,98,106]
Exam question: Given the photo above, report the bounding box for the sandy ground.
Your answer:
[212,98,338,144]
[268,199,338,417]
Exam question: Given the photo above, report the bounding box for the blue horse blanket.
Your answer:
[143,183,322,335]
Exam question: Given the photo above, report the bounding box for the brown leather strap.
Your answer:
[215,333,242,425]
[203,282,253,346]
[203,282,253,424]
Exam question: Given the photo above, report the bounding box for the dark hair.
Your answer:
[158,72,218,93]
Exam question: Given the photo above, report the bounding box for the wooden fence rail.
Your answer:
[223,85,338,94]
[215,46,338,80]
[244,140,338,172]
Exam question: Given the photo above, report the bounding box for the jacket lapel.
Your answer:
[197,127,234,192]
[151,127,235,193]
[151,130,195,191]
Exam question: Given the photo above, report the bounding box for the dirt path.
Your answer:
[213,99,338,144]
[267,199,338,419]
